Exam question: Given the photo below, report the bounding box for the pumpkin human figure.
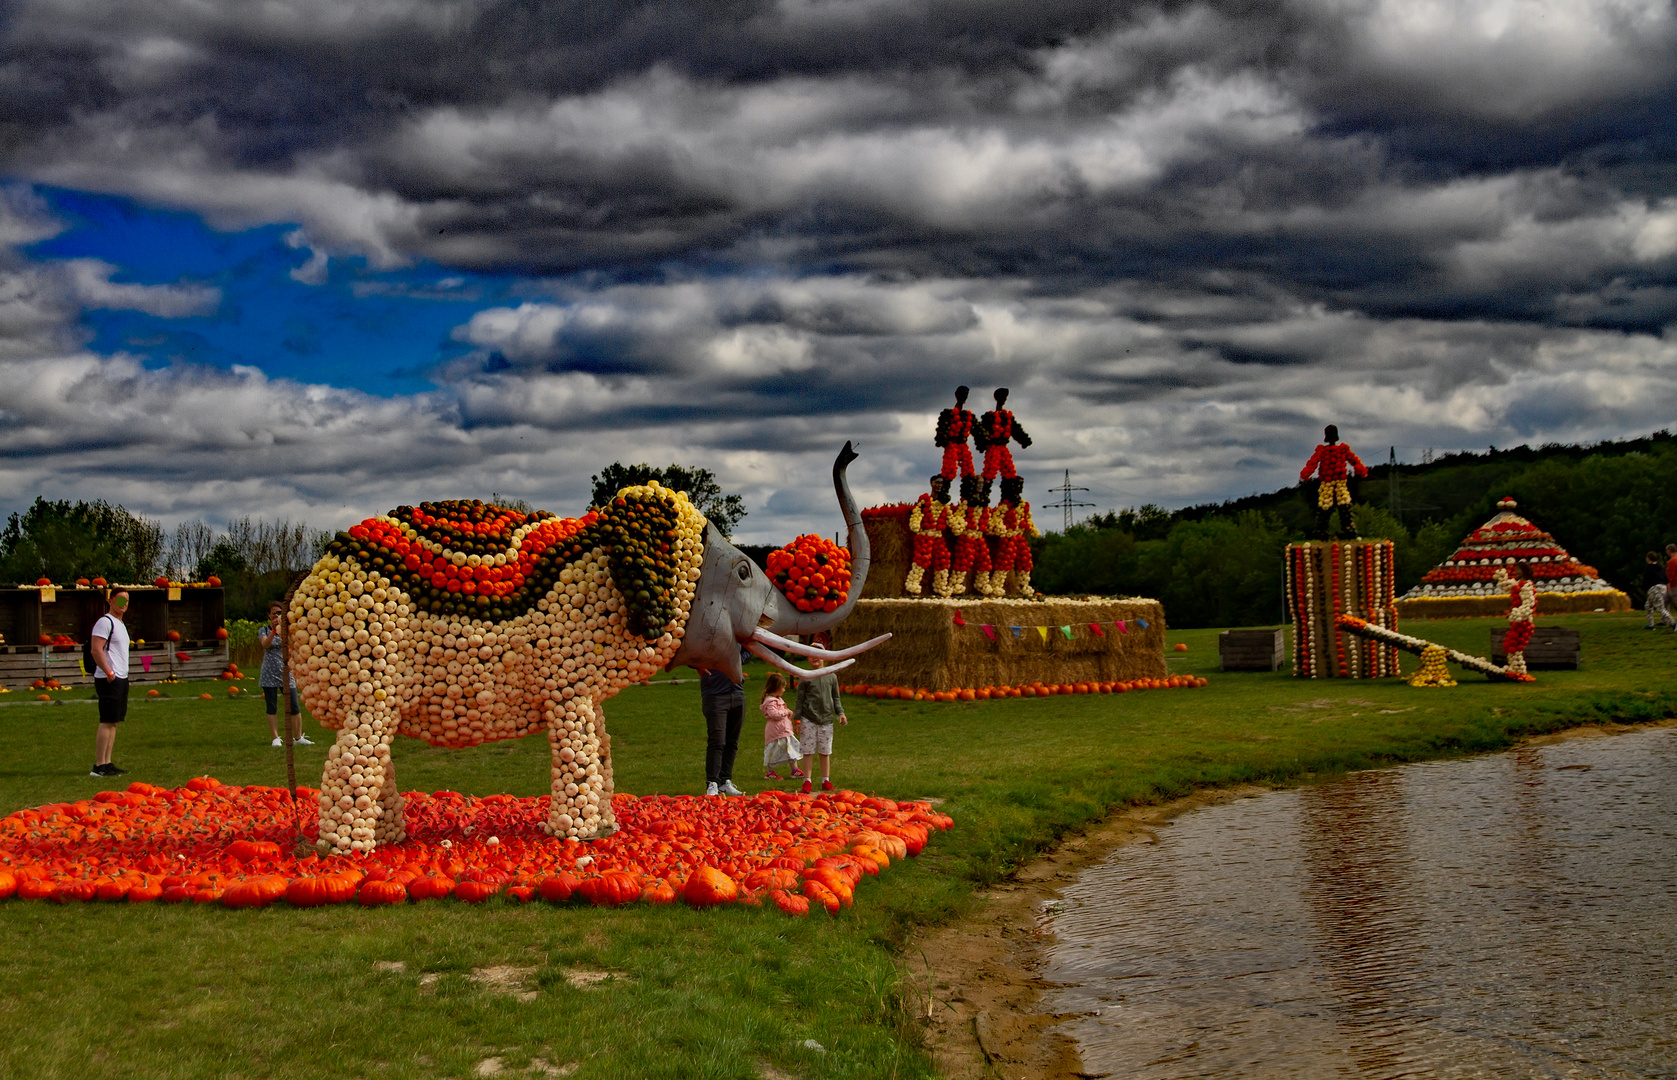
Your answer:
[905,475,955,597]
[935,385,981,481]
[1495,563,1537,677]
[1299,424,1367,540]
[988,476,1039,595]
[950,476,997,595]
[979,388,1032,480]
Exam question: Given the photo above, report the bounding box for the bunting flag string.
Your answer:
[951,616,1152,643]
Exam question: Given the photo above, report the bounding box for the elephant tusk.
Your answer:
[746,640,857,680]
[749,628,891,661]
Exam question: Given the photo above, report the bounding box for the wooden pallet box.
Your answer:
[1490,626,1581,670]
[1219,628,1284,671]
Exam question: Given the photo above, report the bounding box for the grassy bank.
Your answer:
[1,610,1671,1079]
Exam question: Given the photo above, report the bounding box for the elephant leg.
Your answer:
[316,720,402,854]
[546,697,614,840]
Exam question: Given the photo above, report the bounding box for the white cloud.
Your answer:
[61,258,220,317]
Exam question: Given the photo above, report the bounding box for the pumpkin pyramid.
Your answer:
[1398,497,1630,616]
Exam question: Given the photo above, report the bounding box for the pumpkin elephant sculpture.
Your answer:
[287,444,886,855]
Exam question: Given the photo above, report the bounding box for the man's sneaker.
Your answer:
[296,735,314,745]
[719,780,744,796]
[106,763,128,775]
[272,737,284,747]
[820,778,834,791]
[705,782,720,796]
[89,764,109,777]
[800,779,813,794]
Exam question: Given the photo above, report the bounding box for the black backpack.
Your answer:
[83,614,114,677]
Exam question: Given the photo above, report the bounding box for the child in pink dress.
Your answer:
[761,673,805,780]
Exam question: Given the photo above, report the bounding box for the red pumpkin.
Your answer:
[769,889,810,917]
[206,575,222,587]
[453,880,497,904]
[537,873,579,903]
[215,627,229,640]
[167,630,181,642]
[91,577,107,588]
[154,576,169,588]
[681,866,739,908]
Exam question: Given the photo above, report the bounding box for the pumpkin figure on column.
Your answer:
[905,475,955,597]
[1300,424,1368,540]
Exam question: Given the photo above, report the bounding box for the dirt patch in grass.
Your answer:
[561,968,618,990]
[471,965,539,1001]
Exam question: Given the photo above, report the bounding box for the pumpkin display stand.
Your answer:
[1286,540,1401,679]
[1396,497,1630,618]
[830,597,1167,692]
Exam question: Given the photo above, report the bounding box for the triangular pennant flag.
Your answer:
[1089,622,1105,636]
[1010,626,1024,639]
[952,609,966,626]
[980,624,997,641]
[1137,618,1149,629]
[1115,620,1128,634]
[1059,625,1074,639]
[1036,626,1049,643]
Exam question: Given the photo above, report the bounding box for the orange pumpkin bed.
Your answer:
[0,779,951,914]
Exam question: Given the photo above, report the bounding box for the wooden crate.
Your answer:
[0,647,44,687]
[1490,626,1581,670]
[1220,628,1284,671]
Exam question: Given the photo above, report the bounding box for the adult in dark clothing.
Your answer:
[699,667,745,796]
[1652,550,1677,629]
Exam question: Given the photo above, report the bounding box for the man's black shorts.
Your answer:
[94,676,129,724]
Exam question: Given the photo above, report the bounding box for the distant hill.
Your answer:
[1032,430,1677,628]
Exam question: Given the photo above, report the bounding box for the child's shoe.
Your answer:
[820,778,834,792]
[790,767,806,778]
[800,779,813,794]
[765,770,782,780]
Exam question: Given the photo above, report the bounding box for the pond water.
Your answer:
[1042,726,1677,1079]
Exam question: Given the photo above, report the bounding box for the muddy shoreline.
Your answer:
[909,717,1677,1080]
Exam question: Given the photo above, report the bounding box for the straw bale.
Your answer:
[860,513,911,599]
[1395,590,1630,620]
[830,597,1167,691]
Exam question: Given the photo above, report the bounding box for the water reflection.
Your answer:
[1043,728,1677,1079]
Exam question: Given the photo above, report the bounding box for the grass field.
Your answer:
[1,610,1672,1079]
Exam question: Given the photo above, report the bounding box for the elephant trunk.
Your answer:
[766,440,870,637]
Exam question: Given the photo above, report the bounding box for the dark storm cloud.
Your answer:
[2,0,1677,538]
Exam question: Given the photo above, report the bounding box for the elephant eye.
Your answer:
[737,562,751,581]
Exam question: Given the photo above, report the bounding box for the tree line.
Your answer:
[0,498,330,621]
[1030,431,1677,628]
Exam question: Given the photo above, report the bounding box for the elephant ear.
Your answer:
[592,486,685,639]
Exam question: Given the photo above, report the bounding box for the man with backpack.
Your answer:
[88,589,132,777]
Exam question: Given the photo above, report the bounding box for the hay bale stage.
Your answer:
[831,597,1167,691]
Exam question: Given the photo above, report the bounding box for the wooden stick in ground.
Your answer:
[279,576,306,854]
